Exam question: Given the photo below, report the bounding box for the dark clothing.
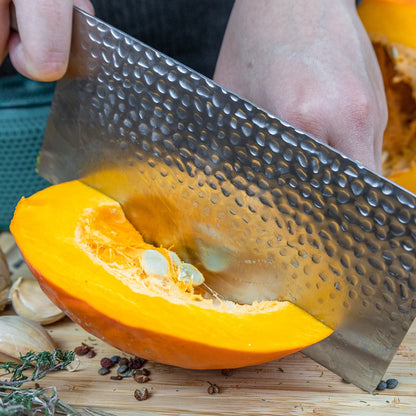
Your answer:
[0,0,235,78]
[0,1,234,229]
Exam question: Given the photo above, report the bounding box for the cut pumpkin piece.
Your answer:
[10,180,332,369]
[358,1,416,185]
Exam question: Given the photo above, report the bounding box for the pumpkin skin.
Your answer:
[10,180,332,370]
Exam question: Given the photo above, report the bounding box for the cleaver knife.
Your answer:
[36,7,416,392]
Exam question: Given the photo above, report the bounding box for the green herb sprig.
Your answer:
[0,349,116,416]
[0,349,75,387]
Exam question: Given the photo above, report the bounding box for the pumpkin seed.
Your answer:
[178,263,204,286]
[168,251,181,270]
[142,250,169,277]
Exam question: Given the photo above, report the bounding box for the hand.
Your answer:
[0,0,94,81]
[214,0,388,173]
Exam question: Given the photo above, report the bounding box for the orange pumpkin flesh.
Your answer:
[10,180,332,370]
[387,161,416,194]
[359,0,416,188]
[359,0,416,50]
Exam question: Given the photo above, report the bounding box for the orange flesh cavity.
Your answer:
[10,180,332,369]
[358,1,416,186]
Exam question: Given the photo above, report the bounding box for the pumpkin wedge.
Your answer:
[359,0,416,188]
[10,180,332,370]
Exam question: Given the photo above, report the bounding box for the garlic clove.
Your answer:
[0,315,56,362]
[0,249,11,312]
[10,277,65,325]
[0,287,10,313]
[0,248,10,291]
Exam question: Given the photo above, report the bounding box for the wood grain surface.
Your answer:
[31,317,416,416]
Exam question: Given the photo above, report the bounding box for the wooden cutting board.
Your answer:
[27,317,416,416]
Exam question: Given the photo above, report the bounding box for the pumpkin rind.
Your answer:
[10,180,332,369]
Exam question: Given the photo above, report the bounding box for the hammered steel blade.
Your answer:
[38,7,416,392]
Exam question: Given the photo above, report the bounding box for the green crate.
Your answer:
[0,75,55,230]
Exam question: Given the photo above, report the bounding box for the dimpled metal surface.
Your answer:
[39,8,416,392]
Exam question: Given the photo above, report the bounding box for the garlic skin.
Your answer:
[10,277,65,325]
[0,315,56,362]
[0,249,11,312]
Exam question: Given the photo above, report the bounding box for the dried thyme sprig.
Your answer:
[0,385,116,416]
[0,349,75,387]
[0,350,117,416]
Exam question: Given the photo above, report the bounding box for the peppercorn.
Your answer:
[74,343,91,356]
[86,349,96,358]
[98,367,110,376]
[129,356,146,369]
[207,382,220,394]
[376,380,387,391]
[386,378,399,389]
[118,364,129,374]
[135,368,151,376]
[134,388,150,401]
[118,357,129,367]
[100,357,114,369]
[134,374,150,383]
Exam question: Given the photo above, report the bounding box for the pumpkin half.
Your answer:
[10,180,332,369]
[359,0,416,192]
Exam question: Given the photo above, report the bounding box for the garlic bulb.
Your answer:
[0,315,56,362]
[0,249,11,312]
[10,277,65,325]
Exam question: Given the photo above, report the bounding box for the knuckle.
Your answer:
[345,91,374,130]
[28,49,68,80]
[282,99,328,140]
[342,84,387,136]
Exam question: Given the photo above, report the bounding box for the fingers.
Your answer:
[281,87,386,174]
[0,1,11,63]
[74,0,94,15]
[7,0,94,81]
[215,0,387,174]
